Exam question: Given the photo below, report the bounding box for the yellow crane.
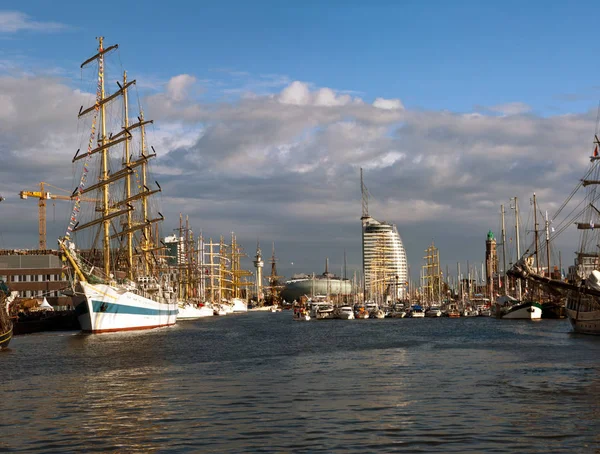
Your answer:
[20,182,98,250]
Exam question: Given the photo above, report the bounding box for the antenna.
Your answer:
[360,167,369,219]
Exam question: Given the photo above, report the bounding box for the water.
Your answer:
[1,313,600,453]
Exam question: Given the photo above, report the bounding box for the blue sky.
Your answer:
[1,2,600,283]
[4,0,600,113]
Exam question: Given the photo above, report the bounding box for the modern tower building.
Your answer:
[360,169,409,301]
[362,216,409,300]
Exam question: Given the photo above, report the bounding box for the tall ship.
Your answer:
[360,169,408,302]
[509,135,600,334]
[59,37,178,333]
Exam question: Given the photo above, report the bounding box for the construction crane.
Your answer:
[19,182,97,250]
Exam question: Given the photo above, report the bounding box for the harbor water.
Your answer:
[1,313,599,452]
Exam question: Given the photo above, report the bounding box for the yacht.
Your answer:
[409,304,425,318]
[354,306,370,319]
[336,306,355,320]
[425,306,442,317]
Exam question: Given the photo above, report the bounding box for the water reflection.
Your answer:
[1,315,599,452]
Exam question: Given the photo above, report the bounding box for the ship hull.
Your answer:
[77,282,178,333]
[498,302,542,320]
[566,294,600,335]
[231,298,248,313]
[177,303,214,320]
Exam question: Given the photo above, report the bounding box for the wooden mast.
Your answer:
[98,36,111,278]
[140,110,150,276]
[123,71,134,280]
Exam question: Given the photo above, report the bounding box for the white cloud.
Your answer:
[0,72,592,280]
[278,81,357,107]
[165,74,196,102]
[0,11,66,33]
[373,97,404,110]
[279,81,312,105]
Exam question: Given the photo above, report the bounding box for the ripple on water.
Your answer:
[1,315,599,452]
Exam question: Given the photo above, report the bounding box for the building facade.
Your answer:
[0,250,70,305]
[362,216,408,300]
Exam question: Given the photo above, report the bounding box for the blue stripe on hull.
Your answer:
[91,300,179,316]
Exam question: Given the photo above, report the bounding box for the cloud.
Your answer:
[278,81,358,107]
[373,97,404,110]
[0,11,67,33]
[0,75,593,281]
[165,74,197,102]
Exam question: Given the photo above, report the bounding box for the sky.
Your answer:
[1,1,600,283]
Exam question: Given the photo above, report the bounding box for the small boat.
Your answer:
[409,305,425,318]
[293,307,311,321]
[354,306,370,319]
[371,309,385,319]
[312,303,335,319]
[477,305,492,317]
[425,306,442,317]
[462,308,479,317]
[336,306,355,319]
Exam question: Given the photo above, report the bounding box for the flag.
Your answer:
[595,145,599,157]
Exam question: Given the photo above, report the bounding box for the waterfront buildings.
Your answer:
[0,250,69,305]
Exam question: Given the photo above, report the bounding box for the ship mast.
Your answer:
[501,204,507,295]
[123,71,134,280]
[512,197,522,300]
[99,37,110,277]
[140,111,150,275]
[75,37,164,280]
[533,193,540,274]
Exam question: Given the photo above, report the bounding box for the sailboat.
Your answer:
[496,197,542,320]
[509,137,600,334]
[59,37,178,333]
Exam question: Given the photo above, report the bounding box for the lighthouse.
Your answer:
[253,242,264,304]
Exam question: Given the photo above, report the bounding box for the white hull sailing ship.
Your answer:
[509,136,600,334]
[60,37,178,333]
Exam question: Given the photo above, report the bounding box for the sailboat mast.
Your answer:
[122,71,134,280]
[513,197,522,300]
[501,204,507,295]
[533,193,540,274]
[98,37,111,277]
[140,111,150,275]
[545,210,551,277]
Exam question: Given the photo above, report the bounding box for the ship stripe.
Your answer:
[91,300,178,316]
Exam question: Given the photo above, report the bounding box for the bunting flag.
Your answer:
[65,47,104,241]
